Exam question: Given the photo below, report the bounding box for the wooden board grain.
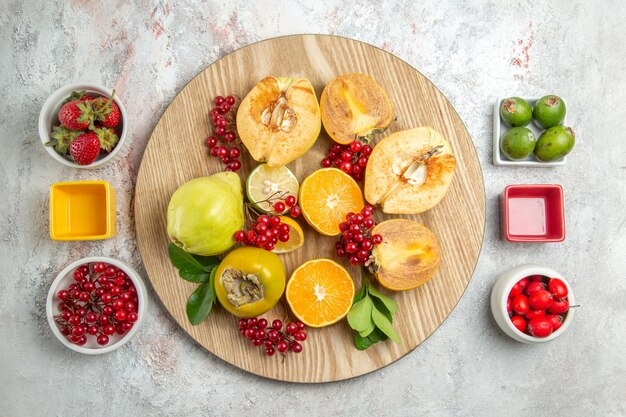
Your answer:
[135,35,485,383]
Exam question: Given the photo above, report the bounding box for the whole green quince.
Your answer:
[167,172,244,256]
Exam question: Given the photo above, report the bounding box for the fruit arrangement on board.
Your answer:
[499,95,575,162]
[166,72,455,356]
[45,90,123,166]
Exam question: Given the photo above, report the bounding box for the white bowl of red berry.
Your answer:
[46,257,147,354]
[39,82,129,169]
[491,264,575,344]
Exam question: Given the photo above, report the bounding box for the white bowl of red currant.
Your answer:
[490,264,575,344]
[46,257,148,354]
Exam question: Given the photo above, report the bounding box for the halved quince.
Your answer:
[370,219,441,291]
[364,127,456,214]
[320,73,392,145]
[236,77,321,167]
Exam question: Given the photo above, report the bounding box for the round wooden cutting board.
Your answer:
[135,35,485,383]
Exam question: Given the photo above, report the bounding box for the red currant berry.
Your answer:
[226,95,236,105]
[112,299,125,310]
[361,145,373,156]
[57,289,69,301]
[286,322,297,334]
[252,338,264,347]
[265,347,276,356]
[127,312,138,323]
[349,140,363,153]
[340,161,352,173]
[294,331,307,341]
[257,318,268,329]
[224,131,236,142]
[98,315,110,326]
[274,202,285,212]
[97,335,109,346]
[289,205,301,217]
[206,136,218,148]
[229,147,240,158]
[363,217,375,229]
[93,262,106,273]
[357,156,368,167]
[229,160,242,171]
[221,103,231,113]
[276,341,288,353]
[214,96,225,106]
[105,266,117,276]
[115,309,127,321]
[268,330,280,341]
[103,325,116,335]
[321,158,332,167]
[79,265,89,275]
[272,319,283,331]
[87,325,99,335]
[345,242,358,253]
[290,342,303,353]
[73,270,84,281]
[244,329,256,339]
[60,326,71,336]
[372,234,383,245]
[285,195,296,207]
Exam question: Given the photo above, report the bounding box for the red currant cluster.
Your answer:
[238,317,307,356]
[205,94,242,172]
[272,194,301,218]
[321,140,373,181]
[336,204,382,265]
[234,214,291,252]
[54,262,139,346]
[508,275,570,338]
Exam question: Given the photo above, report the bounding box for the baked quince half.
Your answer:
[237,77,321,167]
[370,219,441,291]
[364,127,456,214]
[320,73,392,145]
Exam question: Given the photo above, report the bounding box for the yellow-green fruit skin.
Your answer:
[167,172,244,256]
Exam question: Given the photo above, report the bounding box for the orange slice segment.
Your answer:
[299,168,364,236]
[286,259,355,327]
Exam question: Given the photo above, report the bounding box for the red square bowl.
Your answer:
[501,184,565,242]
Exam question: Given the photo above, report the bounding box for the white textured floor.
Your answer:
[1,1,625,416]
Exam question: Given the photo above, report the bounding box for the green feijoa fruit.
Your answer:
[533,95,566,129]
[534,126,575,162]
[500,97,533,127]
[500,127,536,160]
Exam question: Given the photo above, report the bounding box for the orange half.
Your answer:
[286,259,355,327]
[299,168,364,236]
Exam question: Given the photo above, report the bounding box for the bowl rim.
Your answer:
[496,264,575,343]
[46,256,147,354]
[38,82,128,169]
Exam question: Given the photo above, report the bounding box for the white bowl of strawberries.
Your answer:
[491,264,575,344]
[39,83,129,168]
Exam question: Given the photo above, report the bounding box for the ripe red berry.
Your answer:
[214,96,225,106]
[547,299,569,314]
[528,316,553,338]
[511,294,530,315]
[94,262,106,273]
[289,205,301,217]
[361,145,373,156]
[285,322,297,334]
[525,309,546,320]
[285,195,296,207]
[529,290,554,310]
[509,282,522,298]
[510,315,526,333]
[97,335,110,346]
[226,95,236,105]
[272,319,282,330]
[546,314,564,331]
[547,278,568,300]
[290,342,303,353]
[349,140,363,153]
[525,281,546,296]
[274,202,285,213]
[372,234,383,245]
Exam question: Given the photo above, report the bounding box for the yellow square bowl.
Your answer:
[50,181,116,240]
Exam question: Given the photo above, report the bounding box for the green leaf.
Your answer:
[354,333,374,350]
[347,295,374,332]
[368,327,388,343]
[193,254,220,271]
[353,278,368,303]
[371,297,393,323]
[368,285,397,314]
[168,243,215,274]
[358,321,376,338]
[372,307,401,343]
[179,270,211,283]
[186,267,217,325]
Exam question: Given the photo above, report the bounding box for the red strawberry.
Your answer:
[92,90,121,128]
[70,132,101,165]
[58,100,95,131]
